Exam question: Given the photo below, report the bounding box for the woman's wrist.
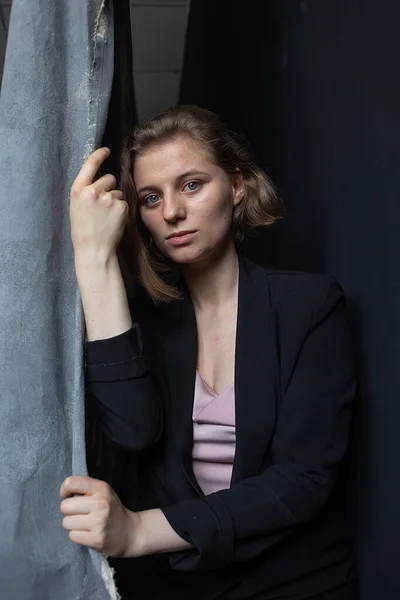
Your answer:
[124,508,192,558]
[74,253,133,341]
[124,510,146,558]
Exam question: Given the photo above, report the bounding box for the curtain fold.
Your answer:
[0,1,127,597]
[85,0,138,513]
[180,1,400,598]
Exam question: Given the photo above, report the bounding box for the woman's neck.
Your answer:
[181,243,239,311]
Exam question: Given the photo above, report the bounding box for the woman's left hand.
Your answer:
[60,475,135,557]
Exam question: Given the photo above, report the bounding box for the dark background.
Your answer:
[180,1,400,598]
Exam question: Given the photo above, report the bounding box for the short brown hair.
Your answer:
[119,105,283,303]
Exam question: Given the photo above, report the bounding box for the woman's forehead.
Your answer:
[133,138,217,183]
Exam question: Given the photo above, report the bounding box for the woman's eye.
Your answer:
[145,194,160,205]
[184,181,201,192]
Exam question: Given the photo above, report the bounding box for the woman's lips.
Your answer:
[166,231,197,246]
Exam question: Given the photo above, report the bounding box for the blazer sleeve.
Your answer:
[161,279,357,571]
[85,318,163,452]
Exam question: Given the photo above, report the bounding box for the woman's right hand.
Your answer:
[70,147,129,265]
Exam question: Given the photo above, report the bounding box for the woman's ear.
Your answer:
[232,167,245,207]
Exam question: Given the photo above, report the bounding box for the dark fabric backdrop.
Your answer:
[180,1,400,598]
[85,0,138,509]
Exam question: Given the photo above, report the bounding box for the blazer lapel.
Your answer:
[160,285,204,495]
[231,254,278,484]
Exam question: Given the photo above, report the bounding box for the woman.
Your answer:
[61,105,358,599]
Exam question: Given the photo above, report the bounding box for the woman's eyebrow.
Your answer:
[177,169,210,180]
[136,170,210,195]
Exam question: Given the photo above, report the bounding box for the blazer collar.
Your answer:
[162,252,278,493]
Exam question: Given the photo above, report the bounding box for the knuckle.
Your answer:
[97,499,110,515]
[97,483,111,498]
[99,190,111,204]
[104,483,113,497]
[87,187,98,200]
[118,201,129,214]
[71,184,84,198]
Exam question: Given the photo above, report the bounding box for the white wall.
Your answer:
[0,0,191,123]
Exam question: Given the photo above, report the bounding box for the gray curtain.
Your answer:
[0,1,119,597]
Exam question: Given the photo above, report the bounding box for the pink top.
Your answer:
[192,371,236,495]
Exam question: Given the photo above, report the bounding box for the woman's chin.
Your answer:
[165,245,208,265]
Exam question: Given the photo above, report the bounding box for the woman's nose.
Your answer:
[163,195,186,222]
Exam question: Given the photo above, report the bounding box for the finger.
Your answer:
[94,190,125,204]
[68,530,93,548]
[60,475,106,498]
[111,190,124,201]
[73,147,110,190]
[60,496,94,515]
[92,173,117,194]
[62,514,92,531]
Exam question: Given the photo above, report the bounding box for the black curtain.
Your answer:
[181,1,400,598]
[85,0,138,509]
[101,0,137,179]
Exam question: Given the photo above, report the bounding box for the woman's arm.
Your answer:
[80,256,162,451]
[130,280,356,570]
[127,509,193,556]
[76,254,133,341]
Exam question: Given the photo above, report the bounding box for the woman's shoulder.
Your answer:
[265,266,342,300]
[250,264,347,350]
[256,263,345,324]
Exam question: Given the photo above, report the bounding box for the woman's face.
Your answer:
[133,136,243,265]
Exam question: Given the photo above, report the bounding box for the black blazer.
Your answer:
[85,253,358,600]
